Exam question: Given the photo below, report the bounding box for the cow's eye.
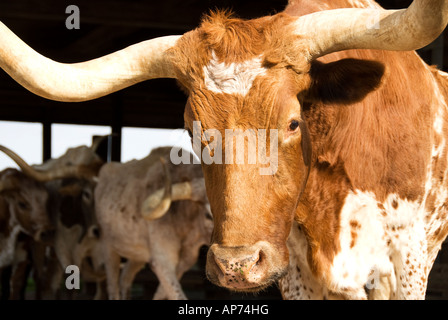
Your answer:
[18,200,29,210]
[289,120,300,131]
[205,211,213,220]
[82,190,92,201]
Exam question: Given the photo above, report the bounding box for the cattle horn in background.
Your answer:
[141,157,172,220]
[1,0,447,101]
[0,145,97,181]
[141,157,207,220]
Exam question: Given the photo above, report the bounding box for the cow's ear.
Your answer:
[306,58,385,105]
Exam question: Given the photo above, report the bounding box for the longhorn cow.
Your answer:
[1,0,448,299]
[0,143,104,299]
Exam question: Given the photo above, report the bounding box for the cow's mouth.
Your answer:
[207,269,285,293]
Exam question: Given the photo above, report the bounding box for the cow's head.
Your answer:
[0,168,53,243]
[173,12,390,291]
[56,178,100,240]
[0,145,103,243]
[0,0,446,291]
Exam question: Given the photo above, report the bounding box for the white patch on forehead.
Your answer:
[203,51,267,96]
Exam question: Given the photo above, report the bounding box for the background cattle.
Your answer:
[37,139,106,299]
[0,142,105,299]
[0,167,52,299]
[95,146,213,299]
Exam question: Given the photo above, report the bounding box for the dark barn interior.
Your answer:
[0,0,447,300]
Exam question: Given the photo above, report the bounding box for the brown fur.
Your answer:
[0,169,51,238]
[166,0,448,297]
[0,168,53,299]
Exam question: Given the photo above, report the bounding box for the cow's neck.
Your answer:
[293,47,446,297]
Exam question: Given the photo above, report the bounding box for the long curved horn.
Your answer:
[292,0,448,59]
[141,157,172,221]
[0,145,96,181]
[0,21,180,102]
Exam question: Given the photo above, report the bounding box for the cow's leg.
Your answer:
[9,259,31,300]
[32,244,62,299]
[102,244,121,300]
[93,280,108,300]
[31,241,46,299]
[8,237,32,300]
[0,266,11,300]
[119,260,145,300]
[44,263,64,299]
[152,284,166,300]
[153,243,203,300]
[148,242,187,300]
[150,261,186,300]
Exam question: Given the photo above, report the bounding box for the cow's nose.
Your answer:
[35,228,55,244]
[206,242,271,291]
[88,225,101,238]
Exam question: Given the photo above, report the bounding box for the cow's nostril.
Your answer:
[212,255,226,277]
[88,225,101,238]
[38,229,55,244]
[254,249,263,268]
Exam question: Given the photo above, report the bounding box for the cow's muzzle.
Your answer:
[34,227,55,244]
[206,241,286,292]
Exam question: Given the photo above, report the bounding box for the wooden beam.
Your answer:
[42,121,52,162]
[111,93,123,162]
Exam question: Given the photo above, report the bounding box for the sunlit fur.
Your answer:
[167,0,448,298]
